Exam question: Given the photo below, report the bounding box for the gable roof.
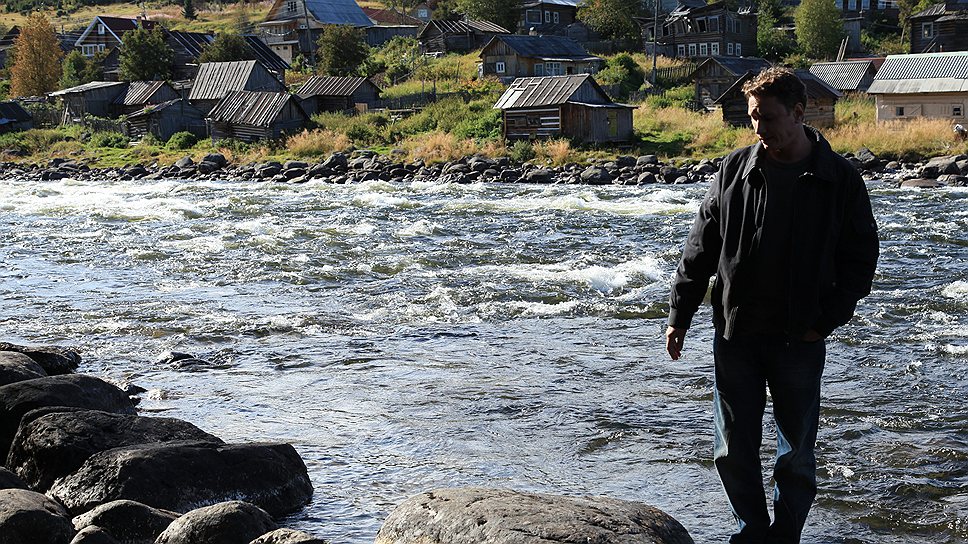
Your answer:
[126,98,203,119]
[912,2,947,18]
[362,7,423,26]
[868,52,968,94]
[486,35,600,62]
[112,81,174,106]
[713,69,841,104]
[75,16,157,47]
[493,74,621,109]
[189,60,283,101]
[49,81,127,97]
[165,30,290,73]
[693,56,771,78]
[522,0,581,6]
[297,76,379,98]
[0,101,31,124]
[809,60,877,92]
[267,0,373,26]
[419,19,510,37]
[207,90,306,126]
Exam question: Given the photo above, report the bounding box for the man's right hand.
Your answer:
[666,327,687,360]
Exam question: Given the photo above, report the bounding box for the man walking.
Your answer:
[665,67,878,543]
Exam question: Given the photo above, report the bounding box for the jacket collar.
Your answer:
[739,125,840,183]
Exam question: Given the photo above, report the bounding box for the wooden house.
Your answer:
[909,1,968,54]
[691,56,771,107]
[0,101,33,133]
[74,16,157,58]
[809,60,878,94]
[867,52,968,123]
[410,2,434,22]
[713,69,841,128]
[417,19,510,54]
[188,60,286,114]
[123,99,207,141]
[256,0,372,64]
[480,35,603,80]
[493,74,634,143]
[519,0,579,35]
[361,8,422,46]
[297,76,381,115]
[639,0,757,59]
[111,81,180,116]
[207,90,309,141]
[49,81,127,124]
[165,30,290,80]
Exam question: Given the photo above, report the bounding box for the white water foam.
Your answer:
[462,255,666,294]
[396,220,438,237]
[942,281,968,301]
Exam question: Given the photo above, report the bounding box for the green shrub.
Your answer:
[90,131,129,148]
[167,131,198,150]
[453,108,501,140]
[598,53,646,99]
[644,85,694,109]
[508,140,535,163]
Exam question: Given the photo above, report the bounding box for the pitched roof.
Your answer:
[75,16,157,47]
[297,76,379,98]
[912,2,946,18]
[0,101,31,124]
[868,52,968,93]
[809,60,876,92]
[111,81,172,106]
[493,74,622,109]
[420,19,510,37]
[165,30,290,74]
[207,90,305,126]
[487,35,600,61]
[693,56,771,78]
[303,0,373,26]
[189,60,282,101]
[362,7,423,26]
[713,69,842,103]
[49,81,127,97]
[126,98,202,119]
[522,0,581,6]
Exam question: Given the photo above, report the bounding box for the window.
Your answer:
[662,24,670,36]
[896,106,905,116]
[735,43,741,56]
[677,44,686,57]
[553,11,559,23]
[688,43,697,56]
[287,0,297,12]
[417,8,428,18]
[97,23,105,35]
[647,27,654,39]
[727,42,734,55]
[526,9,541,23]
[848,0,856,9]
[535,63,544,76]
[496,61,505,73]
[711,42,720,55]
[709,16,719,32]
[697,17,707,32]
[545,10,552,23]
[546,62,562,75]
[954,105,963,117]
[700,42,708,55]
[923,22,934,39]
[81,44,97,57]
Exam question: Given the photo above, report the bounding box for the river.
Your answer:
[0,175,965,543]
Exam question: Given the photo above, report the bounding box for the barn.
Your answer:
[713,69,842,128]
[207,90,309,142]
[297,76,382,115]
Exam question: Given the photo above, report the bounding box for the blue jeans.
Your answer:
[713,333,825,544]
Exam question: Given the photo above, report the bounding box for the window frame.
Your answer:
[700,42,708,56]
[526,9,542,23]
[922,22,935,39]
[688,43,697,56]
[677,44,686,57]
[496,61,506,74]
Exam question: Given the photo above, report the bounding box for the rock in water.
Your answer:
[249,528,327,544]
[154,501,276,544]
[375,487,694,544]
[72,500,179,544]
[0,342,80,375]
[0,488,75,543]
[0,352,47,387]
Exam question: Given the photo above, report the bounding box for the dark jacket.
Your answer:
[668,127,879,339]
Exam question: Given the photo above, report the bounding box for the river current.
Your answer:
[0,175,965,543]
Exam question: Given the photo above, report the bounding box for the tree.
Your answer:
[595,53,646,98]
[455,0,519,32]
[9,12,63,98]
[897,0,933,40]
[61,49,106,88]
[198,32,254,63]
[794,0,845,59]
[577,0,643,42]
[119,26,174,81]
[183,0,197,20]
[315,25,368,77]
[757,8,794,61]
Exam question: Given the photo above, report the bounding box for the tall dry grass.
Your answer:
[635,104,755,158]
[827,117,968,158]
[533,139,577,166]
[286,129,352,158]
[401,131,478,164]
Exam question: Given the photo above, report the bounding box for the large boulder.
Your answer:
[70,526,121,544]
[49,441,313,516]
[154,501,276,544]
[0,352,46,387]
[249,528,326,544]
[8,410,222,491]
[0,488,75,544]
[920,156,960,178]
[0,375,136,461]
[0,342,80,375]
[374,487,694,544]
[580,166,612,185]
[0,467,27,490]
[72,500,179,544]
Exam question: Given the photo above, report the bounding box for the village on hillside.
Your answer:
[0,0,966,155]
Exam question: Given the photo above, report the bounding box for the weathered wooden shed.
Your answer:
[123,99,207,141]
[713,69,841,128]
[111,81,180,116]
[809,60,878,93]
[493,74,634,143]
[691,56,771,107]
[417,19,510,54]
[207,90,309,142]
[188,60,286,115]
[480,34,603,80]
[296,76,382,115]
[49,81,127,124]
[867,52,968,122]
[0,101,33,133]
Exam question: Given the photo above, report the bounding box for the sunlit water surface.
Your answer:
[0,175,965,543]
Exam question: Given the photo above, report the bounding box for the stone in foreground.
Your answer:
[0,488,75,543]
[0,351,47,387]
[249,528,326,543]
[375,487,694,544]
[72,500,180,544]
[154,501,276,544]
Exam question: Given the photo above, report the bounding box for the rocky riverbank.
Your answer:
[0,343,694,544]
[1,147,967,187]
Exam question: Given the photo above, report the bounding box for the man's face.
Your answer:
[747,94,803,153]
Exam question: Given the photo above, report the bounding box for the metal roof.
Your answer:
[49,81,126,97]
[112,81,169,106]
[207,90,303,126]
[125,98,180,118]
[189,60,283,101]
[868,52,968,93]
[362,7,423,25]
[420,19,510,36]
[0,101,31,123]
[809,61,876,92]
[493,74,613,109]
[305,0,373,27]
[297,76,379,98]
[713,69,842,104]
[165,31,290,74]
[522,0,580,7]
[911,2,946,18]
[693,56,771,78]
[489,35,600,61]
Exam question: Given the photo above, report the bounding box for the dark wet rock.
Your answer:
[522,168,554,183]
[0,351,47,386]
[201,153,227,168]
[283,168,307,180]
[72,500,179,544]
[937,174,968,186]
[70,526,121,544]
[125,165,148,178]
[157,351,211,369]
[197,161,220,175]
[900,178,945,188]
[0,488,75,544]
[674,175,690,184]
[634,172,655,184]
[0,375,135,461]
[322,152,347,171]
[48,441,312,516]
[282,161,307,170]
[174,157,194,169]
[308,164,334,178]
[693,162,716,175]
[155,501,277,544]
[659,166,681,183]
[257,164,282,178]
[615,155,637,168]
[375,487,694,544]
[249,528,327,544]
[8,410,222,492]
[918,156,957,178]
[636,155,659,167]
[0,467,28,490]
[580,166,612,185]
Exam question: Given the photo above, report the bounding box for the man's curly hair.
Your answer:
[742,67,807,113]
